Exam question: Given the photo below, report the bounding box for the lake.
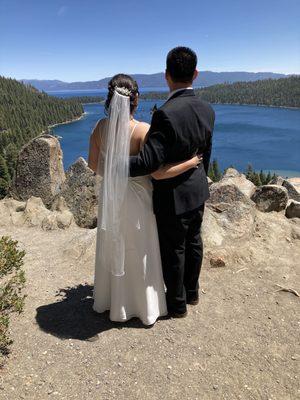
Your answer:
[48,90,300,178]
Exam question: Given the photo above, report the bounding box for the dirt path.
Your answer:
[0,220,299,400]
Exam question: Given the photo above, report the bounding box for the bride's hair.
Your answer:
[105,74,139,115]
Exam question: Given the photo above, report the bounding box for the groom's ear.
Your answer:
[193,69,199,82]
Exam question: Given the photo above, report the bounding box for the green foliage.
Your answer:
[0,236,26,364]
[196,76,300,108]
[140,76,300,108]
[208,159,222,182]
[0,76,84,198]
[244,163,275,186]
[208,160,276,186]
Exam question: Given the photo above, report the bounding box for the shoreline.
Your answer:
[40,112,86,136]
[48,111,87,129]
[209,102,300,110]
[141,97,300,110]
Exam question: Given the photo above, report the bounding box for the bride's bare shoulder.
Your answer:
[135,121,150,137]
[93,118,108,132]
[90,118,107,145]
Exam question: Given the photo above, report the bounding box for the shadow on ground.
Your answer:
[35,284,154,341]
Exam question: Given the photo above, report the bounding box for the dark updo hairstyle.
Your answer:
[105,73,139,115]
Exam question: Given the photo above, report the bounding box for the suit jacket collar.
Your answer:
[165,88,195,104]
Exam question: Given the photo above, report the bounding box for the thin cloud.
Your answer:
[57,6,67,17]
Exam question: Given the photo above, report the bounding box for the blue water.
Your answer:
[49,91,300,177]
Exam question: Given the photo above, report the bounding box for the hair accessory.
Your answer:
[114,86,132,97]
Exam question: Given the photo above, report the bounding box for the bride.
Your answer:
[88,74,202,326]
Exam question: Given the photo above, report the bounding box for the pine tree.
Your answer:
[0,177,9,198]
[4,143,18,180]
[259,169,266,185]
[245,164,254,181]
[0,155,10,182]
[208,163,216,182]
[212,159,222,181]
[251,172,262,186]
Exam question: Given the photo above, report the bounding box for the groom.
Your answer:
[129,46,215,317]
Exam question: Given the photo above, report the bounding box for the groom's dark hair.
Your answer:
[166,46,197,83]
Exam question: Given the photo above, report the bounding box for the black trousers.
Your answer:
[155,203,205,314]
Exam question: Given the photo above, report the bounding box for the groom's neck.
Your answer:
[168,82,193,93]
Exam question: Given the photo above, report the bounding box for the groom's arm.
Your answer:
[129,110,176,177]
[202,108,215,175]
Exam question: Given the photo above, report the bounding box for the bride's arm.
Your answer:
[151,155,203,180]
[138,122,203,180]
[88,119,104,173]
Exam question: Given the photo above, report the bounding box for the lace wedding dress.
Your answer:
[92,90,167,325]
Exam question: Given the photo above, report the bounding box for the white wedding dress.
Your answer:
[92,96,167,325]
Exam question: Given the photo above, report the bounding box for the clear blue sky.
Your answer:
[0,0,299,81]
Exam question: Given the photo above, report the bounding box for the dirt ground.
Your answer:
[0,219,299,400]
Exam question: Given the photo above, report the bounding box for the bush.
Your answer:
[0,236,26,366]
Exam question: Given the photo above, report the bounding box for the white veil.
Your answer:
[95,89,131,276]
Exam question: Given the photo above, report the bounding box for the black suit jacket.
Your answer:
[129,89,215,215]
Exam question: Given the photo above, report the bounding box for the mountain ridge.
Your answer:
[20,71,291,91]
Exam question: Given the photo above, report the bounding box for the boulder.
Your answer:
[0,198,26,226]
[268,176,285,185]
[202,200,256,247]
[208,181,254,205]
[221,168,256,197]
[0,195,75,230]
[251,185,288,212]
[10,134,65,207]
[285,200,300,219]
[55,157,101,229]
[207,176,213,187]
[269,176,300,201]
[23,196,54,227]
[287,177,300,192]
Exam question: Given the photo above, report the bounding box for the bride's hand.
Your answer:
[190,153,203,168]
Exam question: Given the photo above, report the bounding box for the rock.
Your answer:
[54,157,101,229]
[0,198,26,226]
[269,176,285,185]
[203,200,256,247]
[10,134,65,207]
[0,195,75,230]
[23,196,53,227]
[287,177,300,192]
[223,168,240,178]
[269,176,300,201]
[207,176,213,187]
[251,185,288,212]
[282,181,300,202]
[208,181,254,206]
[210,255,226,268]
[221,168,256,197]
[285,200,300,219]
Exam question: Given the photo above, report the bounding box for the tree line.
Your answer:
[139,76,300,108]
[208,159,278,186]
[0,76,84,198]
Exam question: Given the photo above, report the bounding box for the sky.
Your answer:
[0,0,299,82]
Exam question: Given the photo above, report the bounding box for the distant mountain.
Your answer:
[21,71,289,91]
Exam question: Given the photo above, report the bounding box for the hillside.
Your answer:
[0,76,84,197]
[140,76,300,108]
[20,71,288,91]
[196,76,300,108]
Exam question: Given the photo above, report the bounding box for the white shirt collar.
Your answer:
[167,86,193,100]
